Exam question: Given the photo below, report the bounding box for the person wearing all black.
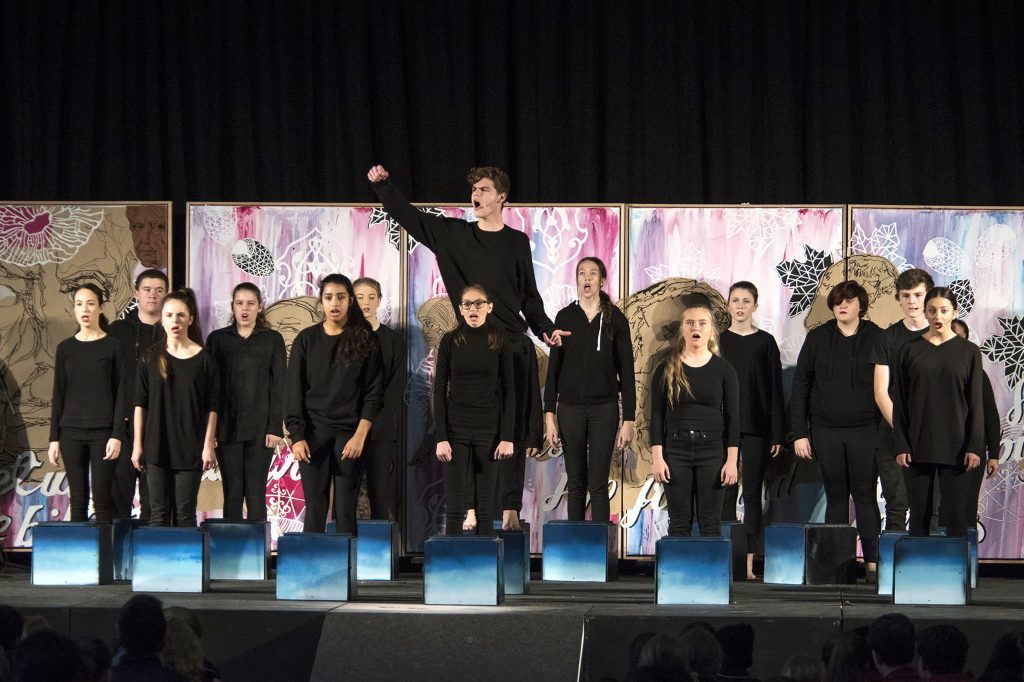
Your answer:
[369,165,567,531]
[650,298,739,538]
[867,613,922,682]
[108,268,167,520]
[434,284,515,536]
[718,281,786,580]
[893,287,985,538]
[870,268,934,533]
[791,280,882,575]
[544,257,635,523]
[48,284,126,524]
[285,274,384,534]
[207,282,286,523]
[132,289,219,528]
[354,277,408,522]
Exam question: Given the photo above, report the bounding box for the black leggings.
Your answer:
[298,433,362,534]
[663,432,725,537]
[811,425,881,562]
[113,433,149,520]
[216,439,273,522]
[732,434,772,552]
[60,428,118,523]
[876,428,909,531]
[146,462,202,527]
[361,438,397,521]
[966,462,986,529]
[557,401,618,522]
[445,431,500,536]
[904,462,970,537]
[497,333,542,513]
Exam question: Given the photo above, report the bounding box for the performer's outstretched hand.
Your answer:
[543,329,571,347]
[367,165,390,184]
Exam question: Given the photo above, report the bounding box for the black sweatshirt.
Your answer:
[433,324,515,442]
[892,335,985,465]
[371,323,408,443]
[372,180,555,339]
[719,329,786,443]
[108,310,161,433]
[49,335,127,441]
[136,349,220,470]
[544,302,636,420]
[790,319,882,438]
[650,355,740,448]
[284,324,384,450]
[206,324,287,444]
[982,372,1002,461]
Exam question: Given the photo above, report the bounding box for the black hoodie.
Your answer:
[790,318,881,438]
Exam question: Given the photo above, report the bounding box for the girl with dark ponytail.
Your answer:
[48,283,126,523]
[132,288,220,526]
[543,257,636,523]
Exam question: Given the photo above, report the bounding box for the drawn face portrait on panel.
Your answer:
[126,205,169,269]
[263,295,321,356]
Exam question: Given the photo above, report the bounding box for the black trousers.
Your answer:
[298,433,362,534]
[966,462,986,529]
[557,401,618,522]
[216,439,273,522]
[59,428,118,523]
[445,431,500,536]
[113,431,149,520]
[146,463,202,527]
[875,430,909,531]
[497,332,542,513]
[904,462,970,537]
[728,433,772,552]
[811,424,881,562]
[361,438,397,521]
[663,432,725,538]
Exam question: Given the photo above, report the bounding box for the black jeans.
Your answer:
[966,462,986,530]
[497,332,542,513]
[445,431,500,536]
[114,431,149,520]
[362,438,397,521]
[811,424,881,562]
[60,428,118,523]
[216,439,273,522]
[298,433,362,534]
[557,401,618,522]
[904,462,970,537]
[875,426,909,531]
[146,463,202,527]
[663,431,725,538]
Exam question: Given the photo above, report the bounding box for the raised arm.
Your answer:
[368,166,452,252]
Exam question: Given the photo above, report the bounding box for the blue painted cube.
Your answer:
[276,533,357,601]
[495,522,531,595]
[200,520,270,580]
[32,522,113,586]
[656,537,732,605]
[893,536,969,606]
[356,520,399,581]
[719,521,748,579]
[132,527,210,593]
[424,536,504,606]
[542,521,617,582]
[804,524,858,585]
[764,523,805,585]
[968,528,978,589]
[877,531,908,596]
[112,519,148,581]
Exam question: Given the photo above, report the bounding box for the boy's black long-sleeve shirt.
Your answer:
[543,302,636,420]
[108,310,161,434]
[649,355,740,448]
[206,324,287,444]
[371,323,408,443]
[49,335,127,441]
[719,329,786,443]
[433,325,515,442]
[372,180,554,339]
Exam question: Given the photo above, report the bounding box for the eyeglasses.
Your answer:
[459,300,489,310]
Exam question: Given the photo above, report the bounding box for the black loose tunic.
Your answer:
[719,329,785,442]
[50,335,127,441]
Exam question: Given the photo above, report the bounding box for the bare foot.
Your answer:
[746,554,758,580]
[502,509,521,531]
[462,509,477,532]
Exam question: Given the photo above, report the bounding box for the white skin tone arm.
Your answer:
[874,364,894,427]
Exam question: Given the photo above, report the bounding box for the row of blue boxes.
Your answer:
[30,520,975,606]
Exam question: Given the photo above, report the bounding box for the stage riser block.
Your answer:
[542,521,617,582]
[720,521,748,580]
[276,533,356,601]
[424,536,504,606]
[805,524,858,585]
[655,537,732,605]
[31,523,113,586]
[968,528,978,589]
[494,522,531,595]
[356,520,399,581]
[764,524,805,585]
[112,519,148,581]
[200,520,270,580]
[132,527,210,593]
[877,531,907,596]
[893,537,969,606]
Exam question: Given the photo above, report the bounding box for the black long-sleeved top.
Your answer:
[719,329,786,443]
[544,302,636,420]
[206,324,286,444]
[136,349,220,470]
[892,335,985,465]
[108,310,161,432]
[284,324,384,450]
[372,180,555,339]
[790,319,881,438]
[433,325,515,442]
[650,355,740,448]
[49,335,127,441]
[982,372,1002,462]
[371,323,407,443]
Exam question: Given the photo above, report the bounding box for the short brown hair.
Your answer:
[467,167,510,200]
[894,268,934,298]
[827,280,869,317]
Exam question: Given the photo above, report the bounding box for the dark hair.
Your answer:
[318,274,376,363]
[716,623,755,674]
[228,282,268,329]
[982,632,1024,679]
[680,626,723,676]
[577,257,615,338]
[118,594,166,655]
[76,636,112,682]
[353,277,383,298]
[628,632,658,671]
[925,286,959,311]
[454,284,504,350]
[154,288,204,381]
[867,613,916,668]
[13,629,83,682]
[636,632,690,676]
[917,624,968,676]
[952,319,970,338]
[0,604,25,656]
[467,166,511,202]
[782,653,825,682]
[894,268,934,297]
[134,268,169,290]
[728,281,759,304]
[827,280,869,318]
[72,283,110,331]
[824,631,871,682]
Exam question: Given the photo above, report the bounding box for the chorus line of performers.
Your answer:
[48,166,1001,582]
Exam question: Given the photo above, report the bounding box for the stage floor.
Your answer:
[2,566,1023,681]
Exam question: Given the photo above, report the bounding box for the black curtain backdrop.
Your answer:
[2,0,1022,284]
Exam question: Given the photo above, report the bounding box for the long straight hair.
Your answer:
[318,274,375,363]
[453,283,504,350]
[663,299,720,407]
[154,288,204,380]
[72,283,111,332]
[226,282,269,329]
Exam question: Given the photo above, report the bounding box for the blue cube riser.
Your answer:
[356,520,399,581]
[112,519,148,581]
[719,521,748,580]
[893,537,970,606]
[656,537,732,605]
[132,527,210,593]
[764,524,806,585]
[495,522,531,595]
[804,524,858,585]
[968,528,978,589]
[276,533,357,601]
[542,521,617,582]
[877,531,908,596]
[424,536,504,606]
[32,523,113,586]
[200,520,270,580]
